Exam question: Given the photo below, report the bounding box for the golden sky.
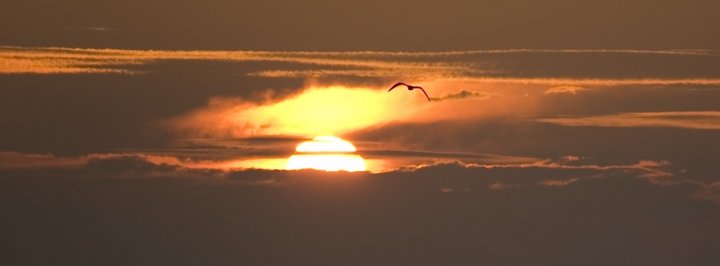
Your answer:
[2,1,720,263]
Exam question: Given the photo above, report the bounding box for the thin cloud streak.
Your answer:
[0,150,667,177]
[429,90,493,101]
[537,111,720,130]
[544,85,588,95]
[0,151,191,170]
[447,77,720,86]
[418,159,673,179]
[0,46,472,75]
[3,46,720,87]
[0,150,672,180]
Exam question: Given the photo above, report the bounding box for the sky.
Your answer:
[2,0,720,265]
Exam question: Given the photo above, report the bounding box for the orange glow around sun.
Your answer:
[241,87,421,136]
[169,86,424,138]
[171,86,426,138]
[287,136,366,172]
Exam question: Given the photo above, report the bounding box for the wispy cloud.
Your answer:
[0,152,87,169]
[0,46,472,76]
[0,148,667,177]
[694,181,720,204]
[537,111,720,130]
[445,77,720,86]
[430,90,493,101]
[539,178,580,187]
[3,46,720,88]
[414,159,673,180]
[62,26,118,32]
[0,151,194,171]
[544,85,588,95]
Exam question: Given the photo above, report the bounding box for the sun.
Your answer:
[295,136,357,153]
[287,136,366,172]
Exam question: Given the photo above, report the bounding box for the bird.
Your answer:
[388,82,431,101]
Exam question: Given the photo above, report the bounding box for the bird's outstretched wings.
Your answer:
[388,82,408,92]
[387,82,432,101]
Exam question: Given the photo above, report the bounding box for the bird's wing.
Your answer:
[388,82,408,92]
[416,87,431,101]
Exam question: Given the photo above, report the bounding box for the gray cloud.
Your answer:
[2,154,719,265]
[349,118,720,185]
[429,90,493,101]
[0,151,701,200]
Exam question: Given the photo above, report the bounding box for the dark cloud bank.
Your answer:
[2,155,720,265]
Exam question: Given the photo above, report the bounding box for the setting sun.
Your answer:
[4,0,719,263]
[295,136,357,152]
[287,136,366,171]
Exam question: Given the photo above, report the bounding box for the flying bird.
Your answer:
[388,82,431,101]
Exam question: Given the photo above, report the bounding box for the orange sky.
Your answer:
[3,0,720,263]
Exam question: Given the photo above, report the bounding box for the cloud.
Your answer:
[165,83,545,140]
[0,145,543,174]
[0,150,682,193]
[61,26,118,32]
[559,155,581,162]
[539,178,580,187]
[537,111,720,130]
[0,152,203,171]
[448,77,720,86]
[80,26,116,32]
[5,155,719,265]
[0,46,473,76]
[3,46,720,88]
[544,85,587,95]
[404,158,675,184]
[3,146,719,265]
[430,90,493,101]
[695,181,720,204]
[0,152,87,170]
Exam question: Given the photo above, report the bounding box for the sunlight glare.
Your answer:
[238,86,418,136]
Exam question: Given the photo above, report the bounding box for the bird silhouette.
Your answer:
[388,82,431,101]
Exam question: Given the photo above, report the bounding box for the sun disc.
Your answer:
[287,136,366,171]
[295,136,357,153]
